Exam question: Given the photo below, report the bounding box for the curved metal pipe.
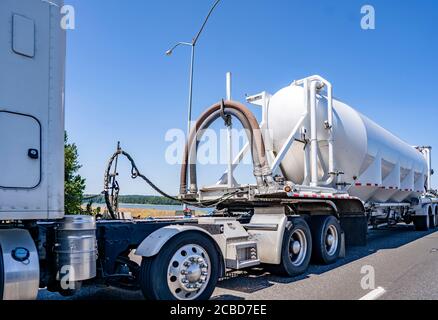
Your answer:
[180,100,270,195]
[189,108,263,193]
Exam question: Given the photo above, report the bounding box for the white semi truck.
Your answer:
[1,0,437,301]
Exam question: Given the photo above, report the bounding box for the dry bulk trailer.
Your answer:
[267,81,428,203]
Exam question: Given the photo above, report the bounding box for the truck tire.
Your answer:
[435,207,438,229]
[139,231,219,301]
[430,211,437,229]
[414,215,429,231]
[430,215,436,229]
[269,217,312,277]
[311,215,342,265]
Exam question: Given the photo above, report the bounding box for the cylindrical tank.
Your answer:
[55,215,97,282]
[267,83,428,203]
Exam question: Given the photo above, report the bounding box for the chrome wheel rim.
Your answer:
[167,244,211,300]
[326,225,339,256]
[289,229,307,267]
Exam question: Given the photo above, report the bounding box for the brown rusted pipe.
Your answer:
[188,108,262,193]
[180,100,269,195]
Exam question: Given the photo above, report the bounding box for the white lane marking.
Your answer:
[359,287,386,300]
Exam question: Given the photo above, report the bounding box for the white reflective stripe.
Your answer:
[359,287,386,300]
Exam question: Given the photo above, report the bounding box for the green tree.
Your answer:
[64,132,86,215]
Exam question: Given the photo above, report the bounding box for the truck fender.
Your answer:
[135,225,216,258]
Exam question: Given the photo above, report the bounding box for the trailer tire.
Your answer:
[430,215,436,229]
[139,231,219,301]
[414,215,429,231]
[269,217,312,277]
[311,215,342,265]
[430,210,437,229]
[435,207,438,229]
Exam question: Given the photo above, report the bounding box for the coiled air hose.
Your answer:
[103,146,243,219]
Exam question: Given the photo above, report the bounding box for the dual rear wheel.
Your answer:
[414,206,438,231]
[272,215,342,277]
[311,215,342,265]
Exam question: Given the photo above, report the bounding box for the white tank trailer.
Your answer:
[1,0,438,301]
[260,76,437,225]
[221,75,437,232]
[268,81,428,203]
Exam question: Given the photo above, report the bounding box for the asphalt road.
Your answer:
[38,225,438,301]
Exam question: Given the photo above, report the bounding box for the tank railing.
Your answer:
[294,75,335,188]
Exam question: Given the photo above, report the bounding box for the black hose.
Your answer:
[104,149,179,219]
[103,148,245,219]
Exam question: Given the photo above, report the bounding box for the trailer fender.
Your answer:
[135,225,217,258]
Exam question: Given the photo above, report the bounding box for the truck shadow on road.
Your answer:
[215,226,438,297]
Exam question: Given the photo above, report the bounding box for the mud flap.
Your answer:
[339,231,346,258]
[340,214,368,246]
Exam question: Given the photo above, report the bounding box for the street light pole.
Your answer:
[187,45,195,139]
[166,0,222,209]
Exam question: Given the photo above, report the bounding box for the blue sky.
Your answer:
[65,0,438,195]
